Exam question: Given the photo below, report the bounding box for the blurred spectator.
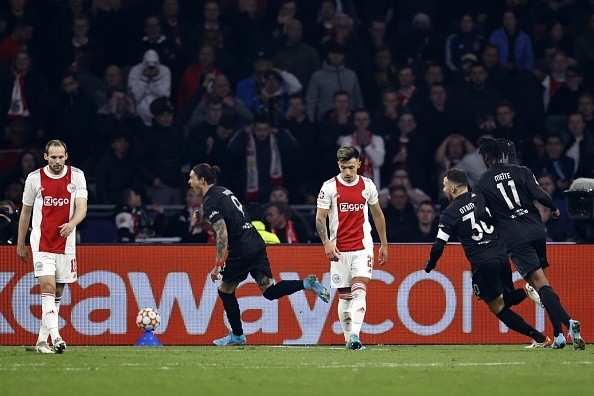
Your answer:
[202,27,240,90]
[417,83,457,154]
[547,65,585,117]
[187,0,234,64]
[2,179,23,209]
[337,108,385,187]
[434,134,475,204]
[378,168,431,209]
[50,14,103,88]
[362,19,393,57]
[577,92,594,132]
[0,149,39,194]
[264,201,311,243]
[236,49,272,118]
[493,101,531,164]
[449,62,503,138]
[445,13,485,72]
[306,42,363,121]
[535,21,574,59]
[371,88,399,141]
[564,112,594,178]
[135,97,184,204]
[272,18,320,89]
[245,68,302,126]
[128,49,172,126]
[269,0,298,46]
[85,64,124,108]
[401,12,439,64]
[382,111,431,195]
[0,120,34,174]
[368,46,398,111]
[45,72,97,175]
[395,64,423,116]
[0,21,33,67]
[5,49,48,141]
[279,94,316,201]
[188,74,254,126]
[95,132,144,205]
[137,15,176,71]
[308,0,337,51]
[383,185,416,243]
[481,43,511,95]
[489,10,534,70]
[185,98,222,166]
[0,199,19,245]
[532,132,575,191]
[227,114,298,202]
[177,44,223,110]
[95,86,145,154]
[114,188,165,243]
[542,50,569,112]
[573,12,594,74]
[535,172,577,242]
[164,187,212,243]
[401,200,438,242]
[244,201,280,244]
[160,0,191,78]
[456,132,494,187]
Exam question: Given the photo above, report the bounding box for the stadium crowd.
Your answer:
[1,0,594,244]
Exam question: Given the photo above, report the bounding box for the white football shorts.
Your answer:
[33,252,78,283]
[329,248,373,288]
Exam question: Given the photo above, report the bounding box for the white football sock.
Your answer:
[350,282,367,337]
[41,293,60,342]
[337,291,352,342]
[37,296,60,343]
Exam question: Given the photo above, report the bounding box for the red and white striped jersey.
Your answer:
[22,165,88,254]
[317,175,379,252]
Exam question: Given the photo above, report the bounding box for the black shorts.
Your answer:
[471,258,511,302]
[220,248,273,284]
[509,240,546,278]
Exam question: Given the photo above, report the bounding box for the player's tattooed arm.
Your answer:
[315,216,328,243]
[212,219,228,262]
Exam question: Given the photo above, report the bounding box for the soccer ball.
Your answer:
[136,308,161,332]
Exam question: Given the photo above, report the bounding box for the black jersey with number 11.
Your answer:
[202,185,265,258]
[472,163,557,248]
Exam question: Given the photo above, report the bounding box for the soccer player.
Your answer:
[16,140,88,354]
[188,163,330,346]
[472,139,585,350]
[424,169,551,347]
[316,146,388,350]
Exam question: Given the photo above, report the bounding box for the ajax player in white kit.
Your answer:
[316,146,388,349]
[17,140,88,353]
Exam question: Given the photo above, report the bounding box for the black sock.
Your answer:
[263,280,303,300]
[503,288,527,307]
[218,289,243,336]
[496,307,544,340]
[544,305,563,337]
[539,285,571,329]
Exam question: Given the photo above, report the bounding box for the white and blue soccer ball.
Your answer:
[136,307,161,332]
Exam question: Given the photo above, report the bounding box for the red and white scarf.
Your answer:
[245,133,283,201]
[7,72,30,120]
[274,220,299,243]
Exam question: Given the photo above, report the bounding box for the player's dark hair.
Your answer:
[478,138,503,162]
[45,139,68,154]
[192,163,221,184]
[444,168,468,187]
[337,146,359,162]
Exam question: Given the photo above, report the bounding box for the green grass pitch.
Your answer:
[1,345,592,396]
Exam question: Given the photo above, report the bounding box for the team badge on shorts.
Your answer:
[332,273,341,284]
[35,262,43,272]
[67,183,77,193]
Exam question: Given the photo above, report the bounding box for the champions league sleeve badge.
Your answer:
[67,183,77,193]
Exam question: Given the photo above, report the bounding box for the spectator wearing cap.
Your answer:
[444,13,485,72]
[401,13,439,63]
[128,49,172,126]
[489,10,534,70]
[95,132,144,204]
[272,18,321,89]
[236,49,273,116]
[134,97,185,204]
[306,42,363,121]
[177,44,223,110]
